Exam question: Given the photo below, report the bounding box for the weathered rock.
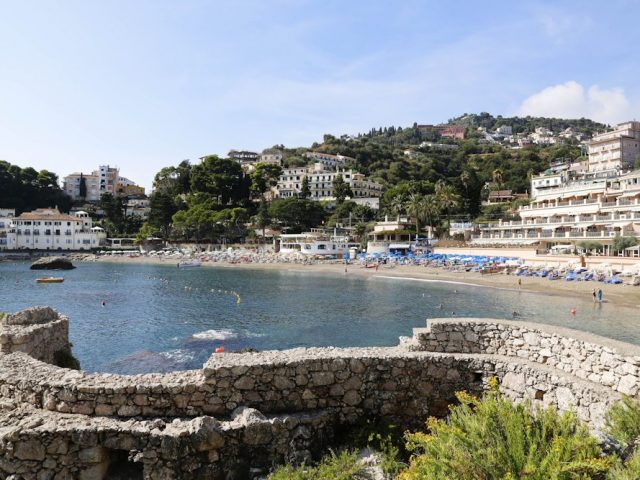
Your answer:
[30,257,75,270]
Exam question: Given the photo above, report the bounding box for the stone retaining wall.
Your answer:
[0,307,71,364]
[1,309,638,479]
[413,318,640,396]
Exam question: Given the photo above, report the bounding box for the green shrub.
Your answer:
[400,380,612,480]
[338,418,406,476]
[268,450,368,480]
[605,396,640,450]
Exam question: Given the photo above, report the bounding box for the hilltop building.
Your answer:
[303,152,355,170]
[1,208,106,251]
[588,121,640,172]
[63,166,144,202]
[229,149,283,172]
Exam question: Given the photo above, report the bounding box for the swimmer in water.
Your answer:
[512,311,519,318]
[101,301,106,307]
[438,304,444,309]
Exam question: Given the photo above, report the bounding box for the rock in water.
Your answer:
[30,256,76,270]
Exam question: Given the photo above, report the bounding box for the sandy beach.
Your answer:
[92,254,640,310]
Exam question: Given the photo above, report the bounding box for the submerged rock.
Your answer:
[30,256,75,270]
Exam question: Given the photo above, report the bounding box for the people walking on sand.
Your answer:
[518,278,521,290]
[592,289,597,303]
[597,288,603,303]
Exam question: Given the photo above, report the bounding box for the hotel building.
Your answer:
[3,208,106,251]
[472,169,640,253]
[275,163,383,207]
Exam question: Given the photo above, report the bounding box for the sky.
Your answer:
[1,0,640,191]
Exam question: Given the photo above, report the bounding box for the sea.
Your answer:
[1,261,638,374]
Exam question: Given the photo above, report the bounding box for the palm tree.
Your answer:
[435,181,460,235]
[422,194,441,235]
[405,193,426,236]
[389,194,406,216]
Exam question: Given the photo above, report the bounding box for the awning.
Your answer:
[389,243,411,249]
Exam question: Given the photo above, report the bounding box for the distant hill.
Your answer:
[446,112,610,136]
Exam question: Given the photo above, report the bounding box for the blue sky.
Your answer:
[1,0,639,190]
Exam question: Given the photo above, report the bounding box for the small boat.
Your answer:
[36,277,64,283]
[177,261,201,268]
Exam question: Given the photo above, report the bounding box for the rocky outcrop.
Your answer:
[1,309,639,479]
[30,256,75,270]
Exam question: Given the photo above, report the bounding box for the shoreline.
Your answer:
[92,255,640,310]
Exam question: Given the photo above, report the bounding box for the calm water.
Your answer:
[0,262,638,374]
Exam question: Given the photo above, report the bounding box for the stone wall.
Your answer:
[0,307,71,365]
[412,318,640,396]
[0,405,335,479]
[1,309,638,479]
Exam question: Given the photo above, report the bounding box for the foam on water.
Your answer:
[191,329,237,341]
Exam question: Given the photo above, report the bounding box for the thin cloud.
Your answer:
[516,81,632,125]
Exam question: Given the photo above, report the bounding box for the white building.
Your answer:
[275,163,383,207]
[472,169,640,253]
[303,152,355,170]
[5,208,106,251]
[588,121,640,172]
[0,209,16,250]
[496,125,512,135]
[367,216,432,255]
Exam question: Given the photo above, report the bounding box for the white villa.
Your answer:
[2,208,106,251]
[279,229,359,256]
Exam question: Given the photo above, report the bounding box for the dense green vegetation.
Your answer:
[268,383,640,480]
[0,160,71,214]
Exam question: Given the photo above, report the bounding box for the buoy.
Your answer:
[570,308,577,315]
[215,346,225,353]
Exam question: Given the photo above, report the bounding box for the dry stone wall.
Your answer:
[0,307,71,364]
[0,308,638,479]
[412,318,640,396]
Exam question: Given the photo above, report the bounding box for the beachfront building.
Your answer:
[63,166,144,202]
[274,163,383,207]
[366,216,432,256]
[4,208,106,251]
[0,209,15,250]
[472,168,640,253]
[279,228,359,256]
[588,121,640,172]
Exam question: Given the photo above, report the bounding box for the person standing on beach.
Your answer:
[518,278,521,290]
[592,289,597,303]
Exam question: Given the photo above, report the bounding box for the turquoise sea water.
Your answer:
[0,261,638,374]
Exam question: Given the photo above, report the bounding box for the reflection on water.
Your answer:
[0,261,637,374]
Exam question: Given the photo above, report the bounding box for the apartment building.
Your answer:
[472,169,640,253]
[63,166,144,201]
[62,173,101,202]
[4,208,106,251]
[275,163,383,207]
[588,121,640,172]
